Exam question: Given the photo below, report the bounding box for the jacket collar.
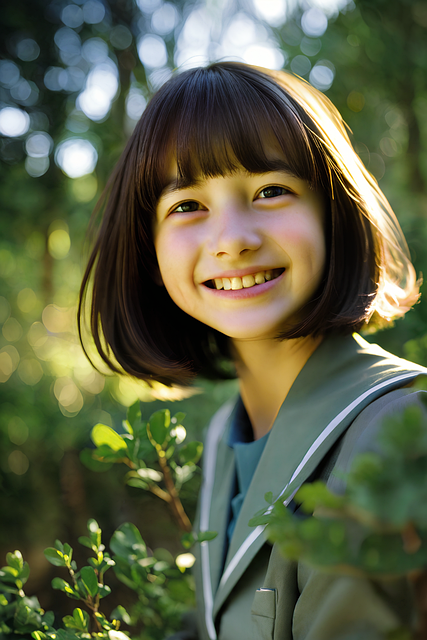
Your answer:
[199,334,427,638]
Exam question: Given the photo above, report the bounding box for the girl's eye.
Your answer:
[258,186,290,199]
[172,200,200,213]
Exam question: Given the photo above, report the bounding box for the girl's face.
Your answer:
[154,155,326,343]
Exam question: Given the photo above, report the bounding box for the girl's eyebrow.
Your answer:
[160,161,300,199]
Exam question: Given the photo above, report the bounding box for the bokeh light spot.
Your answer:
[0,346,19,382]
[309,61,335,90]
[243,44,285,70]
[290,55,311,76]
[110,25,133,49]
[347,90,365,112]
[300,37,322,57]
[136,0,162,13]
[8,450,29,475]
[54,377,84,416]
[61,4,84,28]
[301,8,328,37]
[0,107,30,137]
[16,38,40,62]
[0,60,20,88]
[253,0,287,26]
[71,174,98,202]
[55,138,98,178]
[8,417,29,446]
[25,156,50,177]
[380,137,399,158]
[0,297,11,323]
[126,88,147,120]
[26,132,54,158]
[2,317,23,343]
[82,38,109,64]
[83,0,106,24]
[27,322,48,348]
[151,3,179,35]
[17,288,37,314]
[18,358,44,385]
[48,229,71,260]
[42,304,75,334]
[137,35,168,68]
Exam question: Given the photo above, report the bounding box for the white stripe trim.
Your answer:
[202,371,422,635]
[200,401,235,640]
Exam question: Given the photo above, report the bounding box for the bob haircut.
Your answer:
[79,61,420,386]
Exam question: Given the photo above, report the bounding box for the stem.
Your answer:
[148,483,172,503]
[157,452,192,533]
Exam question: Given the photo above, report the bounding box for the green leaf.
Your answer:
[178,441,203,465]
[6,550,23,572]
[51,578,73,594]
[79,566,98,597]
[91,424,127,452]
[78,536,95,550]
[264,492,274,505]
[63,608,89,632]
[110,605,131,625]
[98,584,111,599]
[44,548,65,567]
[172,412,186,425]
[181,532,195,549]
[147,410,170,447]
[127,401,141,428]
[126,477,148,490]
[110,523,146,559]
[196,531,218,543]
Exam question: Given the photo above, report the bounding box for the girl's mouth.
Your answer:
[204,268,285,291]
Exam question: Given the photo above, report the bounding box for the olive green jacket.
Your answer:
[192,334,427,640]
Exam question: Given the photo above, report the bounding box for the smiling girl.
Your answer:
[79,62,426,639]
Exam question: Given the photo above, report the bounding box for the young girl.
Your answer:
[79,62,427,639]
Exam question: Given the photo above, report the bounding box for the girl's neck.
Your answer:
[232,335,323,440]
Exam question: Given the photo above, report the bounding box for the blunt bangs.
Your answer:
[136,64,324,213]
[79,62,421,387]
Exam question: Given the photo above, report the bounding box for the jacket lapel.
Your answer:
[208,334,426,623]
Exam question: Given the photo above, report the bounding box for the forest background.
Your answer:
[1,0,427,626]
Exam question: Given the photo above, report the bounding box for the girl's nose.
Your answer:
[207,208,262,259]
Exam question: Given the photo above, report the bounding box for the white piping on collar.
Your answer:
[200,400,236,640]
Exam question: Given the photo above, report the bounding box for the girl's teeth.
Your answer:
[212,269,281,290]
[223,278,232,290]
[214,278,223,290]
[242,275,255,288]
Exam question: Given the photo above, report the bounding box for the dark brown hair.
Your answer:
[79,62,420,386]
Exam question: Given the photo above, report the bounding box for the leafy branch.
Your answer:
[0,519,198,640]
[81,404,216,546]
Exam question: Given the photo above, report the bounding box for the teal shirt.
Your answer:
[227,400,269,542]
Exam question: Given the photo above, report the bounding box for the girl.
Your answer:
[79,62,427,639]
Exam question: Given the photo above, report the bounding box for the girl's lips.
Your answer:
[202,268,286,298]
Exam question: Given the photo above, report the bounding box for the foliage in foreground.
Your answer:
[0,518,196,640]
[81,404,216,548]
[250,390,427,639]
